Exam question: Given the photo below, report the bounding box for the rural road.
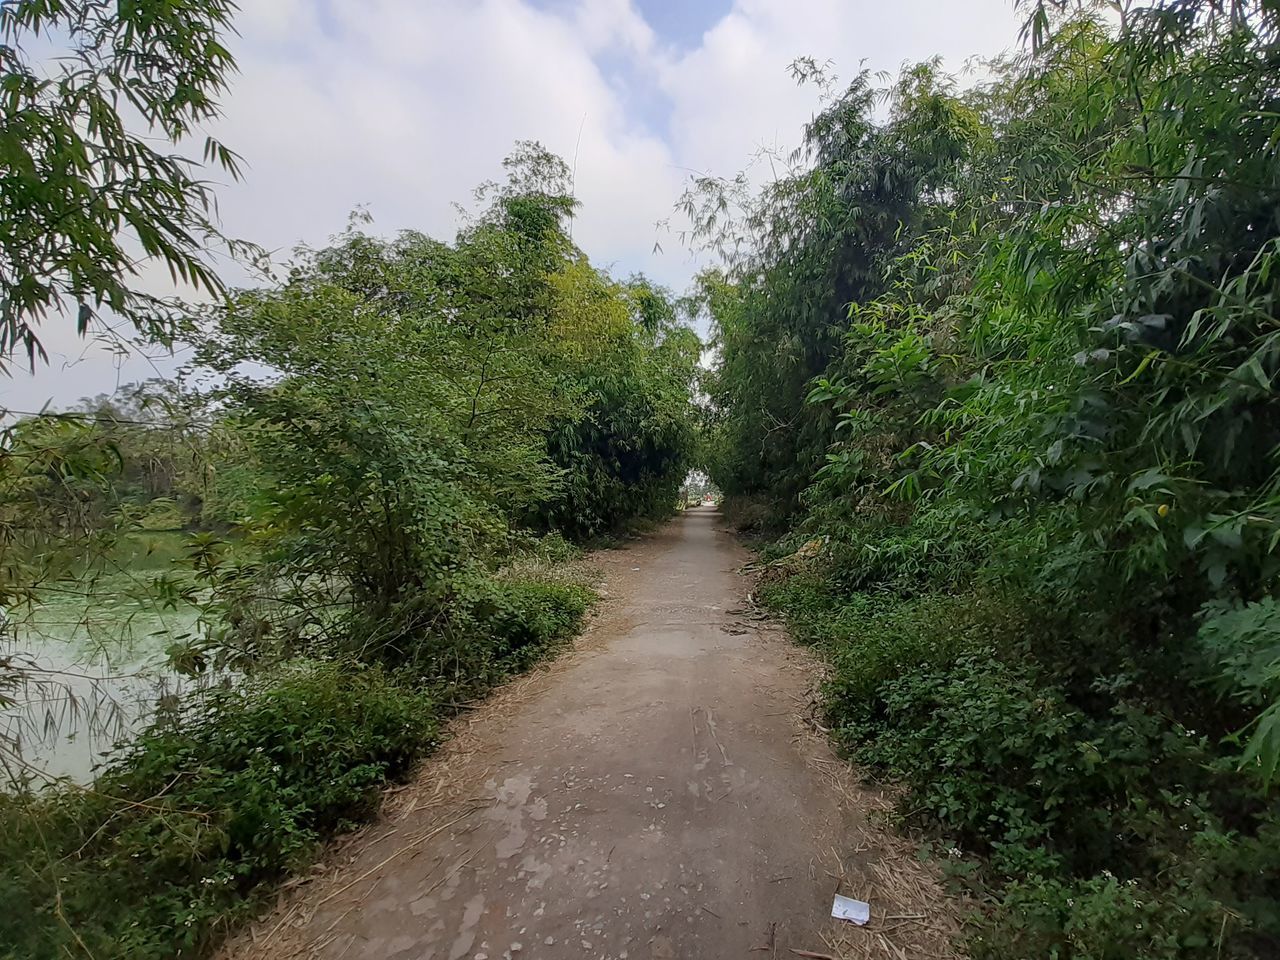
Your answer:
[232,507,957,960]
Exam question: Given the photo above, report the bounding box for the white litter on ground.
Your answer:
[831,894,871,926]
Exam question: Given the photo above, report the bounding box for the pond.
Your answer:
[1,584,203,786]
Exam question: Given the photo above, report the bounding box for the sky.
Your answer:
[4,0,1022,412]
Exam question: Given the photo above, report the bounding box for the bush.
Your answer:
[477,579,594,662]
[418,576,596,694]
[764,576,1032,724]
[850,652,1224,867]
[764,571,1280,959]
[979,870,1239,960]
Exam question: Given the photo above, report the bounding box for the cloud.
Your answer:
[4,0,1020,411]
[207,0,685,290]
[658,0,1019,176]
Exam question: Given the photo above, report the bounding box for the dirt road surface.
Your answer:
[230,507,960,960]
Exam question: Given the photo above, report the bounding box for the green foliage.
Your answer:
[980,869,1247,960]
[181,145,696,666]
[691,59,983,524]
[1197,598,1280,783]
[705,3,1280,955]
[771,577,1280,957]
[456,576,594,681]
[0,0,254,366]
[539,269,700,538]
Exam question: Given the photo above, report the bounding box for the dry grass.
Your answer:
[790,717,967,960]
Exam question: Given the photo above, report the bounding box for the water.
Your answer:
[0,592,202,785]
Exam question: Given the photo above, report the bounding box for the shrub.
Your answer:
[850,652,1226,868]
[477,579,594,662]
[978,871,1239,960]
[764,571,1280,959]
[765,576,1033,726]
[419,576,595,694]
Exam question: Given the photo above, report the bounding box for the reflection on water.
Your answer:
[0,599,202,785]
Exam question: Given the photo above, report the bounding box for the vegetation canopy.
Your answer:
[698,1,1280,956]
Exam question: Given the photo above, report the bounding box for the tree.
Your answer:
[538,267,700,538]
[0,0,249,368]
[690,62,979,524]
[184,146,698,667]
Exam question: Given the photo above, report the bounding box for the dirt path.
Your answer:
[229,507,960,960]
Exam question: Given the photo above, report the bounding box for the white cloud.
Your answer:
[658,0,1018,176]
[3,0,1020,411]
[571,0,657,56]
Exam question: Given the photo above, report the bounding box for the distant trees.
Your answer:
[0,0,249,661]
[679,473,717,506]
